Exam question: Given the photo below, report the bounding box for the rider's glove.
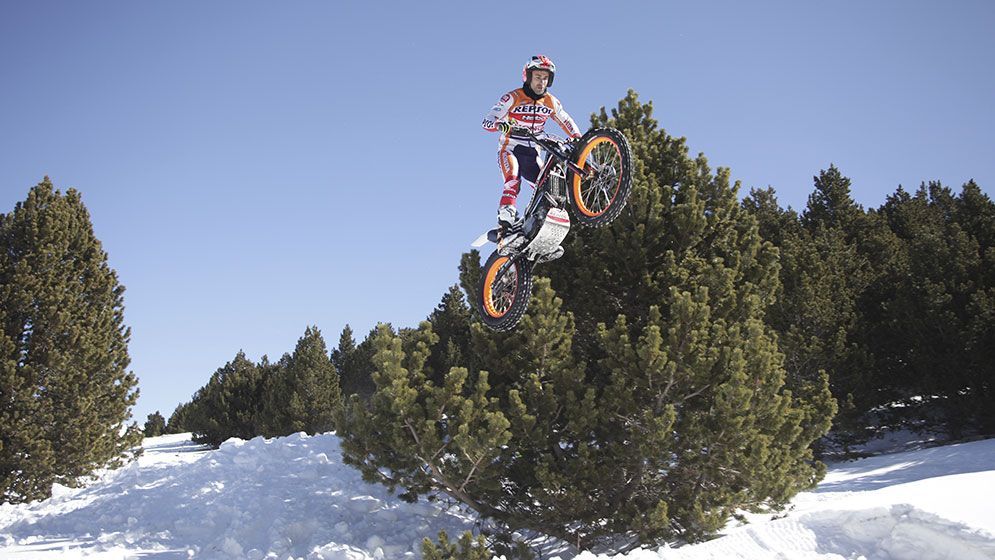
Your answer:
[496,121,516,135]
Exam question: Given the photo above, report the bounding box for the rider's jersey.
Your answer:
[482,88,582,151]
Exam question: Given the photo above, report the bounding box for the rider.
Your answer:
[482,54,583,234]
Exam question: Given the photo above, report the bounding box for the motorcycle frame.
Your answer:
[517,130,588,233]
[494,130,588,283]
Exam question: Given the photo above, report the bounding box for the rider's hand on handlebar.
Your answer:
[497,121,516,135]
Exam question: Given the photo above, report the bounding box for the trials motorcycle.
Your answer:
[472,126,633,331]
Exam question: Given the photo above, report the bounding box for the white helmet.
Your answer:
[522,54,556,87]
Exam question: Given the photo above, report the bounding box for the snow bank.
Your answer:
[0,433,475,559]
[2,434,995,559]
[608,438,995,560]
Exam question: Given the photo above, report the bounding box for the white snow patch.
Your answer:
[2,433,994,559]
[0,433,474,559]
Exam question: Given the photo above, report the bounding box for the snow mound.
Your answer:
[610,438,995,560]
[0,433,474,559]
[625,504,995,560]
[3,434,995,559]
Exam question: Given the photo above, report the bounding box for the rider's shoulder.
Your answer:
[499,89,528,103]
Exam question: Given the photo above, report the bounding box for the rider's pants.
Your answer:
[498,144,542,207]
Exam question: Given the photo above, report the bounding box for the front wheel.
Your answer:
[477,251,533,331]
[568,127,633,227]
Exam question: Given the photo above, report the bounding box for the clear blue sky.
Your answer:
[2,1,993,425]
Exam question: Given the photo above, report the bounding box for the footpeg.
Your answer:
[497,232,525,255]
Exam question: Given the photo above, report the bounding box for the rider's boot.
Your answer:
[497,205,520,231]
[497,205,524,254]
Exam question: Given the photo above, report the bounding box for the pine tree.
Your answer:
[458,251,483,320]
[864,182,993,438]
[332,325,379,401]
[338,320,513,508]
[1,304,55,502]
[744,172,873,449]
[333,324,377,400]
[542,95,837,540]
[545,91,689,341]
[426,285,474,384]
[0,178,141,503]
[165,400,195,434]
[556,91,834,542]
[957,181,995,433]
[342,91,835,548]
[143,411,166,437]
[964,285,995,433]
[189,351,264,447]
[254,353,289,435]
[331,324,357,378]
[742,186,801,247]
[801,165,863,232]
[957,180,995,250]
[468,278,620,545]
[261,326,342,436]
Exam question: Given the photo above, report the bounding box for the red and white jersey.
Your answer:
[482,88,582,150]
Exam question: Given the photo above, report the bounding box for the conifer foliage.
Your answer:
[172,326,347,447]
[426,285,474,383]
[337,320,512,508]
[546,91,834,542]
[421,530,493,560]
[745,169,872,448]
[1,178,141,504]
[866,182,995,436]
[188,351,265,447]
[333,324,377,400]
[259,326,342,436]
[339,93,836,548]
[165,401,196,434]
[144,411,166,437]
[744,169,995,443]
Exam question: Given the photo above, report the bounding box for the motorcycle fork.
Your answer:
[528,146,592,216]
[493,252,526,287]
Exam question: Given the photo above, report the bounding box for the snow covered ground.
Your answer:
[0,434,477,559]
[1,432,994,560]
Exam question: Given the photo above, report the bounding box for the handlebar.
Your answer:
[510,126,557,142]
[509,126,573,152]
[507,126,590,177]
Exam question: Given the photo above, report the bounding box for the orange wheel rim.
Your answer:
[483,257,516,318]
[572,136,623,217]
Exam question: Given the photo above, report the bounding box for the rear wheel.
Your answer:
[477,251,533,331]
[568,127,633,227]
